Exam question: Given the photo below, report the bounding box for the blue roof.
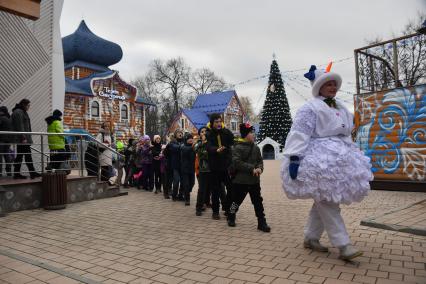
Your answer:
[192,90,236,114]
[183,109,209,129]
[136,97,156,106]
[65,60,109,72]
[65,70,114,96]
[62,20,123,67]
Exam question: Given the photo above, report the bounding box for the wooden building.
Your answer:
[62,20,154,141]
[169,90,246,136]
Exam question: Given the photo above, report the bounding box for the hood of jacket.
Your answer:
[12,103,26,113]
[45,115,61,125]
[0,106,10,118]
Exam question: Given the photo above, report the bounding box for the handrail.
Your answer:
[0,131,123,157]
[0,131,90,136]
[354,32,419,52]
[30,146,49,158]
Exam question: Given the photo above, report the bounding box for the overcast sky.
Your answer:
[60,0,426,114]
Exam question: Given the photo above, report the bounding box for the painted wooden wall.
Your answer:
[224,96,245,135]
[168,113,198,137]
[63,95,144,143]
[355,84,426,181]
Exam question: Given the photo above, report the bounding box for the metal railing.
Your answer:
[354,32,426,94]
[0,131,124,186]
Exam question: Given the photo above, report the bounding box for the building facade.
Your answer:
[169,90,246,136]
[0,0,64,133]
[62,20,154,141]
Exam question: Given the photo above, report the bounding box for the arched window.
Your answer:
[121,104,128,120]
[91,101,100,117]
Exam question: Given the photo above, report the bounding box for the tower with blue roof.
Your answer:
[62,20,155,141]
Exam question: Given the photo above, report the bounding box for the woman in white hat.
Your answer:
[281,63,373,260]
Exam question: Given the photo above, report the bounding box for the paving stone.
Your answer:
[0,161,424,284]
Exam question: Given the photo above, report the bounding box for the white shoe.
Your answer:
[339,244,363,260]
[303,239,329,252]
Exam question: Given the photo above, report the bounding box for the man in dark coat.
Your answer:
[169,129,184,201]
[11,99,41,179]
[206,113,234,219]
[180,133,195,205]
[0,106,13,176]
[162,133,175,199]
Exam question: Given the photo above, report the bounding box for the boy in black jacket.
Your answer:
[227,123,271,232]
[206,113,234,219]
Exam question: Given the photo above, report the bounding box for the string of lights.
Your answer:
[282,57,353,74]
[254,85,269,111]
[231,56,354,88]
[283,74,354,104]
[282,81,311,103]
[285,73,357,96]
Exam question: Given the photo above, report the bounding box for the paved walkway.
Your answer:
[361,199,426,236]
[0,160,425,284]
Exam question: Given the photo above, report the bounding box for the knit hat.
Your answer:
[304,63,342,97]
[139,135,150,142]
[239,122,254,138]
[53,109,63,117]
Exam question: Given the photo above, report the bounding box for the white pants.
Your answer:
[304,201,350,247]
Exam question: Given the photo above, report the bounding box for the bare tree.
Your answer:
[239,96,257,123]
[358,12,426,91]
[158,94,176,137]
[134,57,230,136]
[150,57,190,116]
[187,68,228,94]
[132,74,160,137]
[398,12,426,86]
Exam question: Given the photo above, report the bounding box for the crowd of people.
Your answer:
[114,113,272,232]
[0,64,374,261]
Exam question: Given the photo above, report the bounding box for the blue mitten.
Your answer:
[289,156,300,180]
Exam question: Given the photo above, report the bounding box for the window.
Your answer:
[181,118,185,130]
[231,121,237,132]
[91,101,100,117]
[121,104,128,120]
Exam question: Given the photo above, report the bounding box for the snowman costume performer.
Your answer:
[281,63,373,260]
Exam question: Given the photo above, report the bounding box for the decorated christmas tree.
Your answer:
[257,58,292,145]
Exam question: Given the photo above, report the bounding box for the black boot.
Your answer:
[227,213,236,227]
[257,218,271,233]
[212,213,220,220]
[30,172,41,179]
[14,173,27,179]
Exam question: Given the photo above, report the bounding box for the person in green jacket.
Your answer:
[45,109,66,170]
[227,122,271,232]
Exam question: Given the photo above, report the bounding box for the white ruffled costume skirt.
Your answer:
[281,137,373,205]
